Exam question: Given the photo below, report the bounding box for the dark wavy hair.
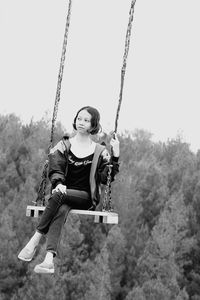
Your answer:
[73,106,101,135]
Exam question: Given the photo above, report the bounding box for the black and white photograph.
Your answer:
[0,0,200,299]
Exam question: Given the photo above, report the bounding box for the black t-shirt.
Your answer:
[66,149,94,192]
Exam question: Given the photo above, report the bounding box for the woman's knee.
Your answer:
[49,191,63,205]
[54,204,70,224]
[57,204,70,217]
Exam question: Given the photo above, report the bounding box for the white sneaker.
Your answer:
[34,261,55,274]
[18,247,36,262]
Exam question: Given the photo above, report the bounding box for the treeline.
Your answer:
[1,113,200,300]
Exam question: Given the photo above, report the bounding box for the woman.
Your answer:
[18,106,120,273]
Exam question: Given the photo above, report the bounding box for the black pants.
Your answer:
[36,189,92,256]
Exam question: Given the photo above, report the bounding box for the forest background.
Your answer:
[1,113,200,300]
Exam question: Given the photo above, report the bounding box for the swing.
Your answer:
[26,0,137,224]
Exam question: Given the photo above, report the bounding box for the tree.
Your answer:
[132,193,191,299]
[106,226,126,299]
[84,243,111,300]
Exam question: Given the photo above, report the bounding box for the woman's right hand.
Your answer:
[52,183,67,194]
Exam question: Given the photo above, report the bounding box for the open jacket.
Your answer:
[48,136,119,209]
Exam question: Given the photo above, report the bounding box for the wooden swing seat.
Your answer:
[26,205,118,224]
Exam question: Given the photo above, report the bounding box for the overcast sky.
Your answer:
[1,0,200,152]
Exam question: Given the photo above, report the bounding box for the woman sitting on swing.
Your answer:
[18,106,120,274]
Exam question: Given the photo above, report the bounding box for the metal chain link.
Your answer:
[103,0,137,212]
[33,160,49,206]
[35,0,72,205]
[114,0,136,134]
[49,0,72,150]
[102,164,113,211]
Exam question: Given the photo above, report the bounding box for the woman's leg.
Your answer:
[36,191,64,235]
[46,204,70,256]
[18,201,66,263]
[34,189,91,273]
[37,189,92,255]
[62,188,92,209]
[19,189,91,267]
[45,189,92,255]
[36,189,92,235]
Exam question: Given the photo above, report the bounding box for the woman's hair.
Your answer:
[73,106,101,135]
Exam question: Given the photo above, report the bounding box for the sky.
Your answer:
[0,0,200,152]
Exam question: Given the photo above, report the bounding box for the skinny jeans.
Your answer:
[36,189,92,256]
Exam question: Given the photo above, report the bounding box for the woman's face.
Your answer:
[76,109,92,134]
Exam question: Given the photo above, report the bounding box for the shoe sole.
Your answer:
[18,248,36,262]
[34,266,54,274]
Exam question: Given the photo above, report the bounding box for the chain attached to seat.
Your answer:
[35,0,73,206]
[102,164,113,212]
[102,0,137,212]
[33,160,49,206]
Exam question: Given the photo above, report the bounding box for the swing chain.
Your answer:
[114,0,136,133]
[49,0,72,151]
[102,0,137,212]
[35,0,72,205]
[102,163,113,212]
[33,160,49,206]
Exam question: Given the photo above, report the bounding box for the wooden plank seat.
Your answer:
[26,205,118,224]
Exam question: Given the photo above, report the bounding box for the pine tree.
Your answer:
[131,193,191,299]
[84,243,111,300]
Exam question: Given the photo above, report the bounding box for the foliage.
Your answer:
[1,113,200,299]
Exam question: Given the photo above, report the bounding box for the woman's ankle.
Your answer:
[32,231,42,244]
[43,251,54,264]
[26,232,42,249]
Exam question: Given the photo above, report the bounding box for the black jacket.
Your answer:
[48,136,119,208]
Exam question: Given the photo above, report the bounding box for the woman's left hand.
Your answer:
[110,134,120,157]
